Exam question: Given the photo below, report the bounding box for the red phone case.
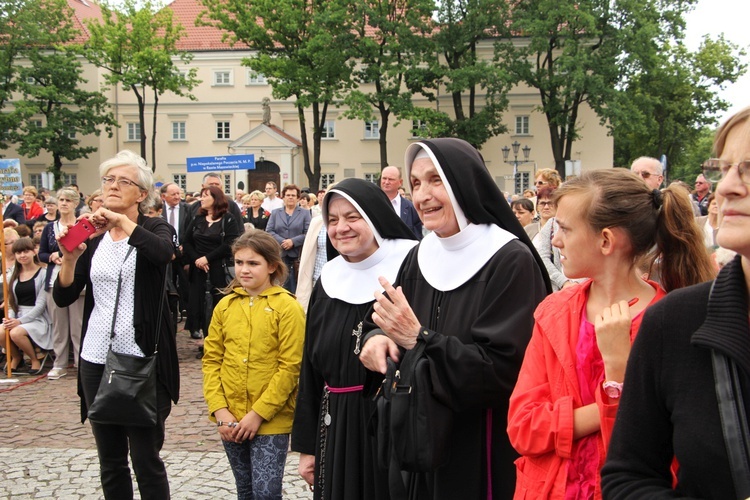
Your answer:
[59,219,96,253]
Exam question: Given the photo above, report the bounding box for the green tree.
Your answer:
[496,0,697,177]
[13,48,117,188]
[668,126,715,183]
[200,0,356,191]
[343,0,434,169]
[0,0,71,150]
[82,0,200,171]
[612,36,745,175]
[415,0,511,147]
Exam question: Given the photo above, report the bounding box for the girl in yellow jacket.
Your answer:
[203,229,305,500]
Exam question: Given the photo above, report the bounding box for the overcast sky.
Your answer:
[684,0,750,125]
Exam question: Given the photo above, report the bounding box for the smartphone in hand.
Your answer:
[58,219,96,253]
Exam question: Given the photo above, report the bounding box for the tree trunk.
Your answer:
[132,85,147,161]
[151,89,159,172]
[378,103,389,169]
[298,105,315,190]
[52,152,63,189]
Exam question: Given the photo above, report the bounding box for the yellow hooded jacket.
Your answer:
[202,285,305,434]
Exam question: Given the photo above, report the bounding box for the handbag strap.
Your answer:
[108,245,168,353]
[396,339,427,387]
[711,349,750,498]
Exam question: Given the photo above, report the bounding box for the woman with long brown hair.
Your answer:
[183,185,240,346]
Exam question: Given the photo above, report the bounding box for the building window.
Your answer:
[364,120,379,139]
[216,121,231,140]
[29,174,44,189]
[514,171,530,194]
[364,173,378,184]
[31,119,43,129]
[127,122,141,142]
[411,120,427,138]
[213,70,232,86]
[224,174,231,194]
[246,70,267,85]
[321,120,336,139]
[62,173,77,186]
[515,116,530,135]
[172,174,186,191]
[171,121,186,140]
[321,174,336,189]
[67,129,76,139]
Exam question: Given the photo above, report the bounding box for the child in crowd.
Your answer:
[202,230,305,500]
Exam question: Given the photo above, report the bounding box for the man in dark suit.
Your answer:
[380,165,423,240]
[1,193,26,226]
[266,184,311,293]
[161,183,192,329]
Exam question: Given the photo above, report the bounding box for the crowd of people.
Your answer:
[2,105,750,500]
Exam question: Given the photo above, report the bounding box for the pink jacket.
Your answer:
[507,280,665,499]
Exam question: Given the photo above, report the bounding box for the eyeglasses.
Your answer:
[635,171,655,180]
[538,201,553,207]
[702,159,750,185]
[535,180,548,186]
[102,176,145,190]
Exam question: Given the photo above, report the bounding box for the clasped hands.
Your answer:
[213,408,263,444]
[359,277,421,374]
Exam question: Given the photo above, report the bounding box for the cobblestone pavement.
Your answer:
[0,322,313,499]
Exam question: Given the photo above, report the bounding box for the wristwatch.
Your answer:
[602,381,624,399]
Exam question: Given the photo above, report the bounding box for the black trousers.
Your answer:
[80,359,172,500]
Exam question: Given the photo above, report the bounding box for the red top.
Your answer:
[22,201,44,221]
[508,280,666,500]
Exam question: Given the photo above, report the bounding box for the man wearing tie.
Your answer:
[1,192,26,226]
[380,165,423,240]
[161,183,191,328]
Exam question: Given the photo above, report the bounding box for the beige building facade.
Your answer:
[3,0,613,198]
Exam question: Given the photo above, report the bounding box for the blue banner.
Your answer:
[0,159,23,195]
[186,154,255,172]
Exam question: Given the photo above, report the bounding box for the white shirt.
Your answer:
[262,196,284,212]
[166,203,181,240]
[81,233,144,364]
[389,193,401,216]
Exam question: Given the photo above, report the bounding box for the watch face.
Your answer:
[603,382,623,399]
[604,386,621,398]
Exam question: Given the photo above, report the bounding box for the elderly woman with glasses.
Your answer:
[38,187,85,380]
[533,185,578,291]
[602,107,750,499]
[54,150,178,499]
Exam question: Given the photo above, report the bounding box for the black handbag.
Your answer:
[220,216,235,285]
[87,247,166,427]
[378,339,453,472]
[712,349,750,499]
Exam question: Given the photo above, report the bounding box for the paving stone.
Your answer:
[0,325,313,499]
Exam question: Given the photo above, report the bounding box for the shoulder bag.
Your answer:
[87,246,166,427]
[377,338,453,472]
[712,349,750,499]
[220,215,235,285]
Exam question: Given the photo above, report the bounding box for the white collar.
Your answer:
[320,239,418,304]
[417,223,516,291]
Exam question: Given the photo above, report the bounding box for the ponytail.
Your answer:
[653,185,716,292]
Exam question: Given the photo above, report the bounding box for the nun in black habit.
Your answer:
[291,178,418,500]
[359,138,551,499]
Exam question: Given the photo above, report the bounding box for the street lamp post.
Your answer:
[501,141,533,191]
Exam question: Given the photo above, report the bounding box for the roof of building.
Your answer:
[166,0,250,51]
[66,0,104,44]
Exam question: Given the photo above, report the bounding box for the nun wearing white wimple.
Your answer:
[291,178,419,500]
[359,138,551,499]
